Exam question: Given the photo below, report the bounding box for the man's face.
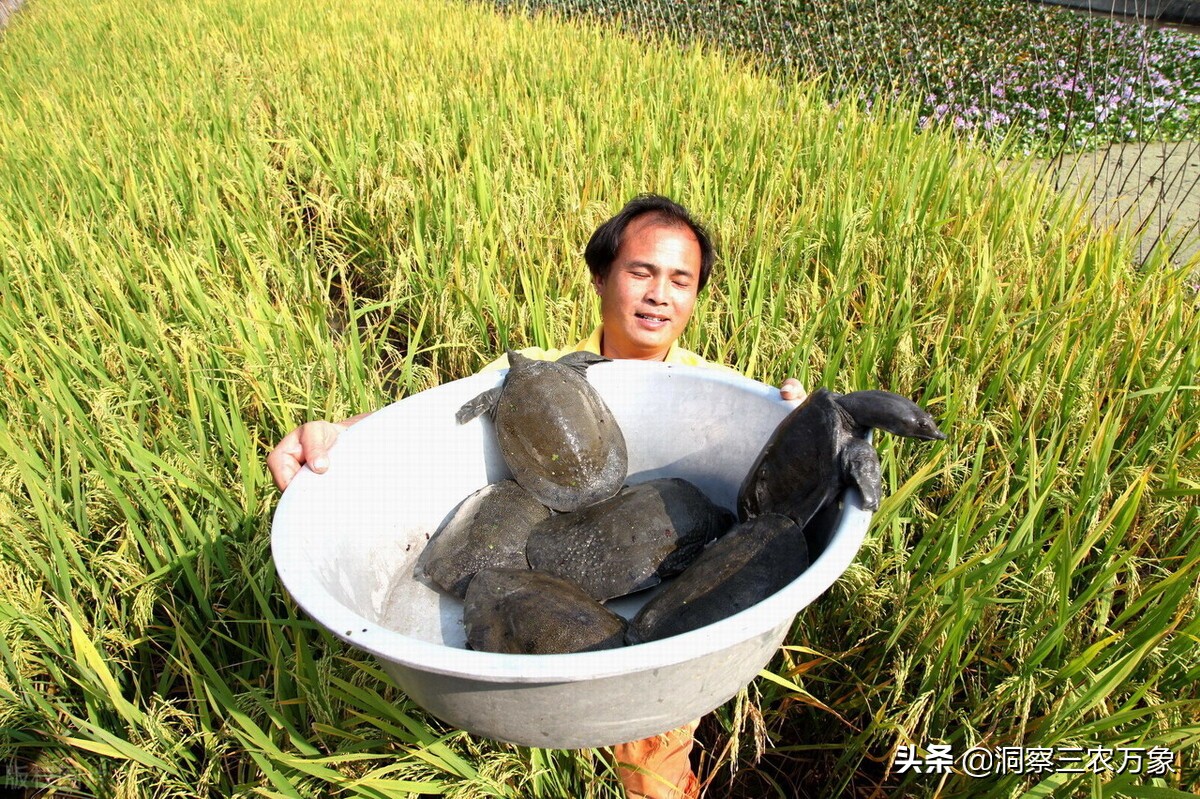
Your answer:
[592,215,701,361]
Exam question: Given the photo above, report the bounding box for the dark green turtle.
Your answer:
[456,350,628,512]
[626,513,809,644]
[463,568,628,654]
[737,389,946,535]
[525,477,735,602]
[417,480,551,598]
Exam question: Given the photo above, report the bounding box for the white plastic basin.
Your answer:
[271,361,872,749]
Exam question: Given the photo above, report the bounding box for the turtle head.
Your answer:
[555,350,610,376]
[507,349,532,370]
[835,390,947,441]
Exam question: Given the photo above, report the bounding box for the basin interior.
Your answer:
[276,363,798,645]
[270,362,880,745]
[272,361,876,684]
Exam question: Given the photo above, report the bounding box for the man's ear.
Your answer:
[592,274,604,294]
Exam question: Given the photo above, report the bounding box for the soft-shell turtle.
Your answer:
[627,513,809,644]
[463,568,628,654]
[417,480,551,598]
[456,350,628,512]
[737,388,946,530]
[525,477,736,601]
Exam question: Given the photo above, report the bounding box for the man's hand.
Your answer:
[266,421,342,492]
[779,378,805,402]
[266,412,372,492]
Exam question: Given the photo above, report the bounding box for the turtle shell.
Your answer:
[417,480,551,598]
[526,477,735,601]
[627,513,810,644]
[457,350,628,512]
[463,568,628,654]
[737,388,847,526]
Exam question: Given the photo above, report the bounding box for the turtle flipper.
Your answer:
[456,387,503,425]
[842,438,882,511]
[556,351,610,376]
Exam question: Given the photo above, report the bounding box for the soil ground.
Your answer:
[1040,140,1200,268]
[0,0,20,28]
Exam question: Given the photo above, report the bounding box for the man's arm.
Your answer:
[266,411,373,492]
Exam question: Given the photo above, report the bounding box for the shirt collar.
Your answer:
[581,325,683,363]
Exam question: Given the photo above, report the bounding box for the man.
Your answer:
[267,194,804,799]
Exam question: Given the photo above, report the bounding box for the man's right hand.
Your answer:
[266,421,344,492]
[267,412,375,492]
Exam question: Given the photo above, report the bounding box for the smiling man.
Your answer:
[473,195,804,385]
[266,194,803,799]
[586,196,709,361]
[480,196,711,369]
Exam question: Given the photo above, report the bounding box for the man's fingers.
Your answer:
[266,421,343,493]
[779,377,805,401]
[296,421,341,473]
[266,447,301,492]
[266,429,303,492]
[269,459,300,492]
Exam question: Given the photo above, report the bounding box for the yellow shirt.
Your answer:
[479,326,742,375]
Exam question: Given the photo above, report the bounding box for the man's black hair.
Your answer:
[584,194,715,291]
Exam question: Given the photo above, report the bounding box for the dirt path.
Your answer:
[0,0,21,29]
[1039,140,1200,268]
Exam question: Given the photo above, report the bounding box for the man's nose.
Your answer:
[643,274,669,304]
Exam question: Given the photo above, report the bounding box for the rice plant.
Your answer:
[0,0,1196,796]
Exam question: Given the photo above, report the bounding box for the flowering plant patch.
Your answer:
[491,0,1200,152]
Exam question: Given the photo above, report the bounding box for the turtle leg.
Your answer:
[556,350,610,375]
[842,438,882,511]
[455,387,502,425]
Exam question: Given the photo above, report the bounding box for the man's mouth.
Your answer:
[635,312,670,323]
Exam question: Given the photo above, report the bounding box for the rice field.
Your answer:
[489,0,1200,153]
[0,0,1197,797]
